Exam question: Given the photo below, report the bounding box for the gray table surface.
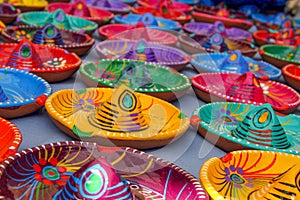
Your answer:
[8,24,300,181]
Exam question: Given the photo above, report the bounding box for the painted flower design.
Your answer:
[4,144,97,199]
[248,62,260,72]
[247,62,270,77]
[44,57,66,68]
[286,52,294,60]
[208,106,242,133]
[16,30,31,40]
[216,108,238,125]
[33,157,70,186]
[224,165,254,188]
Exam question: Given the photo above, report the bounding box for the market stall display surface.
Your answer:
[1,24,95,56]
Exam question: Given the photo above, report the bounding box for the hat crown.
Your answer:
[94,85,150,132]
[220,51,250,74]
[53,158,133,199]
[139,13,159,26]
[48,9,71,30]
[99,60,154,90]
[6,39,44,68]
[32,24,64,46]
[232,104,291,149]
[226,72,265,103]
[69,0,91,17]
[123,39,157,62]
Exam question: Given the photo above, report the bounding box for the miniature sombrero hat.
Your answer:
[253,28,300,47]
[192,5,253,30]
[17,9,98,35]
[0,117,22,162]
[96,39,190,70]
[252,13,297,30]
[260,44,300,68]
[191,72,300,113]
[0,3,21,24]
[137,0,193,13]
[114,13,182,31]
[179,33,257,57]
[183,21,252,41]
[190,50,281,80]
[200,150,300,200]
[282,64,300,91]
[0,141,208,199]
[1,24,95,56]
[45,85,190,149]
[87,0,131,14]
[98,24,178,45]
[79,59,191,101]
[191,102,300,155]
[0,67,51,118]
[9,0,48,12]
[45,0,114,25]
[131,3,192,24]
[0,39,82,82]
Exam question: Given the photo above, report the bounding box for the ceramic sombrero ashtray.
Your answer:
[0,67,51,118]
[85,0,131,14]
[252,13,297,30]
[137,0,193,13]
[0,117,22,162]
[17,9,98,35]
[179,32,257,57]
[180,21,256,56]
[79,59,191,101]
[191,72,300,113]
[190,50,281,80]
[183,21,252,41]
[0,39,81,82]
[98,24,178,45]
[191,102,300,154]
[1,24,95,56]
[260,44,300,68]
[282,64,300,90]
[45,0,114,25]
[45,85,190,149]
[96,39,189,71]
[8,0,48,12]
[200,150,300,199]
[192,5,253,30]
[0,141,208,199]
[0,3,21,24]
[114,13,182,31]
[131,2,192,24]
[253,28,300,47]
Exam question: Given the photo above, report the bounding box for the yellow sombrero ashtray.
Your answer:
[45,85,189,149]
